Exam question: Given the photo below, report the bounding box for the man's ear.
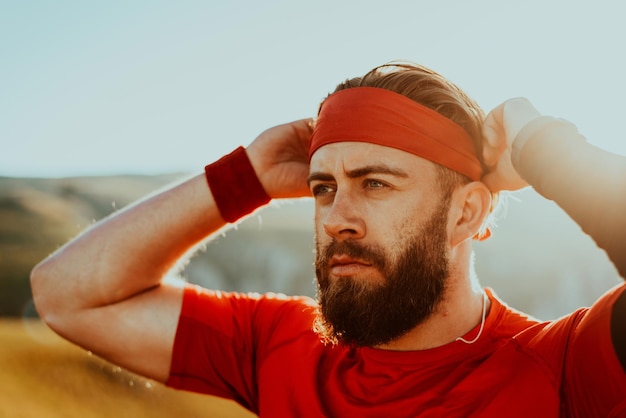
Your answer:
[447,182,492,247]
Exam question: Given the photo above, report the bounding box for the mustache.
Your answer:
[315,240,387,272]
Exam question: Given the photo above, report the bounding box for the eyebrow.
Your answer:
[307,164,409,186]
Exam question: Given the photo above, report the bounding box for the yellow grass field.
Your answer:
[0,319,255,418]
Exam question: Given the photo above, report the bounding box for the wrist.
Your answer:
[204,146,271,223]
[511,116,559,170]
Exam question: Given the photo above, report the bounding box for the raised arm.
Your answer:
[482,98,626,374]
[30,119,312,383]
[482,98,626,277]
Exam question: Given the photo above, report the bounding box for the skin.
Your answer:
[309,142,491,349]
[30,99,538,384]
[309,142,443,285]
[30,119,314,383]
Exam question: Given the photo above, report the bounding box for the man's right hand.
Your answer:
[246,119,314,199]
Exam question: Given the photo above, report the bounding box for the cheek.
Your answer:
[384,206,418,236]
[386,217,415,251]
[313,212,329,245]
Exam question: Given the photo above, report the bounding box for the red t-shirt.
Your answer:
[167,284,626,417]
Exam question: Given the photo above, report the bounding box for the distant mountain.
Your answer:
[0,174,316,317]
[0,175,620,320]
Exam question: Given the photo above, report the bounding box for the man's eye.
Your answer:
[365,179,386,189]
[312,184,335,196]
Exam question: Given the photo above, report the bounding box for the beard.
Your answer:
[313,200,450,347]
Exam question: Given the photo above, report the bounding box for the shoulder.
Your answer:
[500,284,626,415]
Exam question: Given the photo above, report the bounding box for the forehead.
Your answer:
[309,141,438,178]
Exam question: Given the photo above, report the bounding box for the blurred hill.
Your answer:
[0,175,621,320]
[0,174,316,318]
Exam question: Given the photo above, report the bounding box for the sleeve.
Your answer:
[512,119,626,415]
[165,285,316,414]
[512,117,626,278]
[563,284,626,417]
[166,286,260,411]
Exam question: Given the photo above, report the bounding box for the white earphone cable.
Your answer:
[456,291,488,345]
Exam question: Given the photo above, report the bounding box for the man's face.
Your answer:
[308,142,451,347]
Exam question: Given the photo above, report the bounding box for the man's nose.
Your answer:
[321,191,365,241]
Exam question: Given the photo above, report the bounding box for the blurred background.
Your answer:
[1,0,624,416]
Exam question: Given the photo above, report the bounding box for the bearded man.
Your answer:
[31,62,626,417]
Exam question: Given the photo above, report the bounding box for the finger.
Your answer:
[502,98,542,140]
[481,106,506,167]
[481,127,503,168]
[290,118,315,144]
[480,171,503,192]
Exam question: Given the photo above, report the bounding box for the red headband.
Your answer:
[309,87,482,181]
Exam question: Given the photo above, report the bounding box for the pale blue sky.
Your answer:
[2,0,625,177]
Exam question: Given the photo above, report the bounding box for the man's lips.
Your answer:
[329,255,373,276]
[329,255,371,267]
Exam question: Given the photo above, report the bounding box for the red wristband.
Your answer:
[204,146,271,223]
